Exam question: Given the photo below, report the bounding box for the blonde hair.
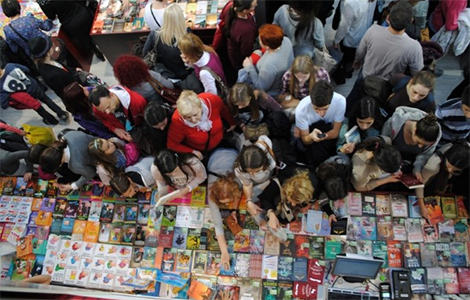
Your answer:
[282,170,314,205]
[289,55,316,97]
[160,4,187,46]
[178,33,214,63]
[176,90,202,117]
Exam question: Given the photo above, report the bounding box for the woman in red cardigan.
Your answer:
[167,90,236,159]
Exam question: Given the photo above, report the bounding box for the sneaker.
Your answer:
[43,117,59,125]
[58,112,69,122]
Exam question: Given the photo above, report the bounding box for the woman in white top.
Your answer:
[144,0,166,31]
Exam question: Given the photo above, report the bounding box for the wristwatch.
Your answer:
[285,95,292,102]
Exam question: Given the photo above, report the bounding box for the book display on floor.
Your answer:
[1,177,470,300]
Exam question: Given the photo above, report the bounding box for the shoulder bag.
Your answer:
[313,46,337,73]
[143,31,160,69]
[200,66,229,101]
[147,75,181,105]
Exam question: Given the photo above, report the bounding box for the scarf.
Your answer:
[182,99,212,132]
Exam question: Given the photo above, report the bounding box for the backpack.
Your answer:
[264,111,292,140]
[201,66,229,101]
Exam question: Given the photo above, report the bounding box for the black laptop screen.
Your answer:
[332,254,384,279]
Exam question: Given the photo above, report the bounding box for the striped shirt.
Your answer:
[435,98,470,144]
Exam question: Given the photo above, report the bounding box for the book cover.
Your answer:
[249,229,265,254]
[292,257,308,282]
[83,221,100,243]
[277,280,293,300]
[443,267,460,294]
[130,247,144,268]
[190,186,206,207]
[121,225,136,245]
[427,267,444,294]
[423,223,439,243]
[157,226,173,248]
[438,219,455,242]
[410,267,427,294]
[205,251,221,276]
[377,216,394,241]
[113,203,127,223]
[161,206,177,227]
[308,259,325,285]
[238,278,262,300]
[263,232,280,256]
[436,242,451,267]
[347,192,362,216]
[279,234,295,257]
[360,216,377,240]
[234,253,250,278]
[64,200,79,218]
[134,225,146,246]
[16,234,33,257]
[392,218,407,241]
[347,216,362,240]
[375,194,390,216]
[344,125,361,144]
[172,227,188,250]
[387,240,403,268]
[455,219,470,242]
[32,238,48,255]
[305,210,322,234]
[162,248,176,272]
[31,198,42,212]
[458,267,470,293]
[400,174,424,189]
[307,236,323,260]
[408,195,422,218]
[233,229,250,253]
[141,247,157,268]
[100,201,115,223]
[292,282,318,299]
[390,193,408,217]
[330,217,348,235]
[420,243,437,267]
[262,279,278,300]
[60,218,75,235]
[53,198,67,218]
[35,211,53,226]
[424,196,445,225]
[187,279,214,300]
[403,243,421,268]
[40,197,56,213]
[441,196,457,219]
[450,242,466,267]
[361,194,376,216]
[372,241,388,268]
[456,195,469,218]
[331,198,347,218]
[175,249,192,273]
[294,235,310,259]
[72,220,87,241]
[325,237,343,260]
[98,223,112,243]
[124,204,137,224]
[77,199,90,220]
[137,204,150,225]
[278,256,294,281]
[191,250,208,274]
[186,228,202,250]
[88,201,102,223]
[406,218,424,243]
[108,225,122,244]
[357,240,373,256]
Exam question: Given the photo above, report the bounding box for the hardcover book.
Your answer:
[294,235,310,258]
[424,196,445,225]
[325,237,343,260]
[436,242,451,267]
[172,227,188,250]
[372,241,388,268]
[441,196,457,219]
[390,193,408,217]
[347,192,362,216]
[400,174,424,189]
[403,243,421,268]
[262,279,278,300]
[361,194,376,216]
[292,257,308,282]
[420,243,437,267]
[249,229,265,254]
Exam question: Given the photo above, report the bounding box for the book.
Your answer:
[423,223,439,243]
[292,282,318,299]
[345,125,361,144]
[186,228,202,250]
[410,267,427,294]
[292,257,308,282]
[361,216,377,240]
[162,248,176,272]
[172,227,188,250]
[278,256,294,281]
[77,199,91,220]
[279,234,295,257]
[330,217,347,235]
[372,241,388,268]
[436,242,451,267]
[456,195,469,218]
[427,267,444,294]
[100,202,115,223]
[264,232,280,256]
[331,198,347,218]
[408,195,422,218]
[377,216,394,241]
[83,221,100,243]
[262,280,278,300]
[441,196,457,219]
[390,193,408,217]
[347,192,362,216]
[443,267,460,294]
[249,230,265,254]
[325,237,343,260]
[361,194,376,216]
[392,218,407,241]
[387,240,403,268]
[309,236,324,259]
[406,218,424,243]
[156,226,172,248]
[420,243,437,267]
[400,174,424,189]
[248,253,262,278]
[450,242,467,267]
[424,196,445,225]
[375,194,391,216]
[294,235,310,259]
[458,267,470,293]
[403,243,421,268]
[238,278,262,300]
[233,229,250,253]
[88,201,102,223]
[438,219,455,242]
[161,206,177,227]
[234,253,250,278]
[278,280,294,300]
[305,210,322,234]
[455,219,470,242]
[191,250,208,274]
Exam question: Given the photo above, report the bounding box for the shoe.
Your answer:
[92,48,106,62]
[434,69,444,77]
[344,70,353,79]
[43,117,59,125]
[58,112,69,122]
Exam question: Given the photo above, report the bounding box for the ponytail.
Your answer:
[39,140,68,174]
[416,113,440,142]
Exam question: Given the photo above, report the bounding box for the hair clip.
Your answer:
[94,139,99,150]
[175,153,178,158]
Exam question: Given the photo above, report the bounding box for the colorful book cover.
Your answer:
[121,225,136,245]
[292,281,318,299]
[377,216,394,240]
[249,229,265,254]
[83,221,100,243]
[375,194,390,216]
[172,227,188,250]
[113,203,127,223]
[161,248,176,272]
[141,247,157,268]
[408,195,422,218]
[455,219,470,242]
[331,198,347,218]
[392,218,407,241]
[450,242,466,267]
[292,257,308,282]
[424,196,445,225]
[443,267,460,294]
[279,234,295,257]
[161,205,177,227]
[436,242,451,267]
[35,211,53,226]
[175,249,192,272]
[387,240,403,268]
[88,201,102,223]
[233,229,250,253]
[156,226,172,248]
[458,267,470,293]
[427,267,444,294]
[100,201,115,223]
[32,238,48,255]
[130,247,144,268]
[278,256,294,281]
[360,216,377,240]
[60,218,75,235]
[125,204,137,224]
[53,198,67,218]
[456,195,469,218]
[16,234,33,257]
[137,203,150,225]
[361,193,376,216]
[40,197,56,213]
[261,255,278,280]
[438,219,455,242]
[263,232,280,256]
[191,250,208,274]
[423,223,439,243]
[324,237,343,260]
[77,199,91,220]
[294,235,310,258]
[372,241,388,268]
[64,200,79,218]
[347,192,362,216]
[234,253,250,278]
[108,225,122,244]
[31,198,42,212]
[190,186,206,207]
[420,243,437,267]
[72,220,87,240]
[410,267,427,294]
[187,278,214,300]
[403,243,421,268]
[305,210,322,234]
[186,228,202,250]
[406,218,424,243]
[35,225,49,241]
[347,216,362,240]
[390,193,408,217]
[441,196,457,219]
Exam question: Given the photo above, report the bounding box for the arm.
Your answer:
[210,94,236,127]
[149,70,174,89]
[413,143,438,176]
[150,164,167,189]
[336,121,349,152]
[245,63,277,92]
[444,1,466,31]
[313,18,325,49]
[142,30,155,57]
[333,3,354,45]
[325,121,342,140]
[128,91,148,126]
[186,158,207,191]
[259,92,283,112]
[199,70,218,95]
[92,107,122,133]
[166,117,198,154]
[380,118,393,138]
[72,166,97,189]
[33,15,54,31]
[74,117,116,140]
[354,25,372,64]
[0,122,25,136]
[408,46,424,76]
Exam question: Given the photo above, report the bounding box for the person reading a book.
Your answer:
[151,149,207,203]
[234,135,276,219]
[415,140,470,219]
[336,96,383,155]
[381,107,442,182]
[351,137,404,192]
[207,148,242,270]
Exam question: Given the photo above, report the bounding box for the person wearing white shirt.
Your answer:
[144,0,166,31]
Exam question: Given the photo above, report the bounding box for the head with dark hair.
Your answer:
[224,0,257,38]
[415,114,440,144]
[310,80,334,112]
[144,102,169,130]
[287,0,316,40]
[153,149,197,188]
[28,144,49,164]
[356,137,402,174]
[258,24,284,50]
[228,83,260,122]
[113,55,151,88]
[88,138,124,176]
[62,82,94,120]
[445,140,470,173]
[89,86,119,114]
[39,140,68,174]
[110,173,139,198]
[316,161,350,200]
[234,145,270,173]
[347,96,382,133]
[462,85,470,118]
[1,0,21,17]
[388,0,413,31]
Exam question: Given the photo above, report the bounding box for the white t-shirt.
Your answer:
[295,92,346,130]
[144,1,165,31]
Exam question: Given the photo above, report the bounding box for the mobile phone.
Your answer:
[317,133,326,138]
[380,282,391,300]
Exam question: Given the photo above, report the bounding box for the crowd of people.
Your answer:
[1,0,469,270]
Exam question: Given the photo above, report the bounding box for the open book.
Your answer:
[400,174,424,189]
[154,186,180,208]
[344,125,361,144]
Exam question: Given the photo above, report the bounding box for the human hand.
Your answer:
[220,251,231,271]
[230,211,238,224]
[23,172,32,182]
[246,201,263,217]
[386,174,401,183]
[76,68,82,72]
[293,126,300,138]
[329,214,337,226]
[242,57,253,68]
[414,171,423,182]
[193,150,203,160]
[352,61,362,70]
[268,212,279,231]
[18,130,26,136]
[311,128,327,142]
[341,142,355,154]
[227,124,236,132]
[114,128,132,142]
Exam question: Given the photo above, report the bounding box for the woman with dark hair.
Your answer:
[151,149,207,202]
[316,154,351,201]
[109,169,154,198]
[382,107,442,181]
[273,0,324,57]
[62,82,115,139]
[241,24,294,97]
[223,0,258,71]
[113,54,174,104]
[39,131,96,192]
[415,140,470,219]
[336,96,383,155]
[351,137,403,192]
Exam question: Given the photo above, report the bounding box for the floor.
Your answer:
[0,3,464,135]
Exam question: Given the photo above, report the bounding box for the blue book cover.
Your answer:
[292,257,308,282]
[60,217,75,235]
[306,210,322,234]
[278,256,294,281]
[450,242,466,267]
[219,253,236,276]
[50,218,62,234]
[361,217,377,240]
[408,195,422,218]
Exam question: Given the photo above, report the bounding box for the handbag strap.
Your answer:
[150,6,162,28]
[255,140,275,161]
[8,24,29,44]
[147,75,165,93]
[200,66,227,89]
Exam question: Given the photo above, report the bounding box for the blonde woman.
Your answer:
[178,33,226,95]
[142,3,189,80]
[167,91,235,159]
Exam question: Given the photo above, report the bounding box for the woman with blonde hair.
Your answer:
[279,55,330,110]
[167,90,235,159]
[178,33,226,95]
[142,3,189,80]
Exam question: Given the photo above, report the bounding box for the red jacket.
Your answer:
[93,85,147,133]
[167,93,235,154]
[212,1,233,51]
[431,0,467,31]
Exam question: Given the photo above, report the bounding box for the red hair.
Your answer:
[259,24,284,49]
[113,55,151,88]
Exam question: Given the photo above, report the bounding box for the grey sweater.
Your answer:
[63,131,97,188]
